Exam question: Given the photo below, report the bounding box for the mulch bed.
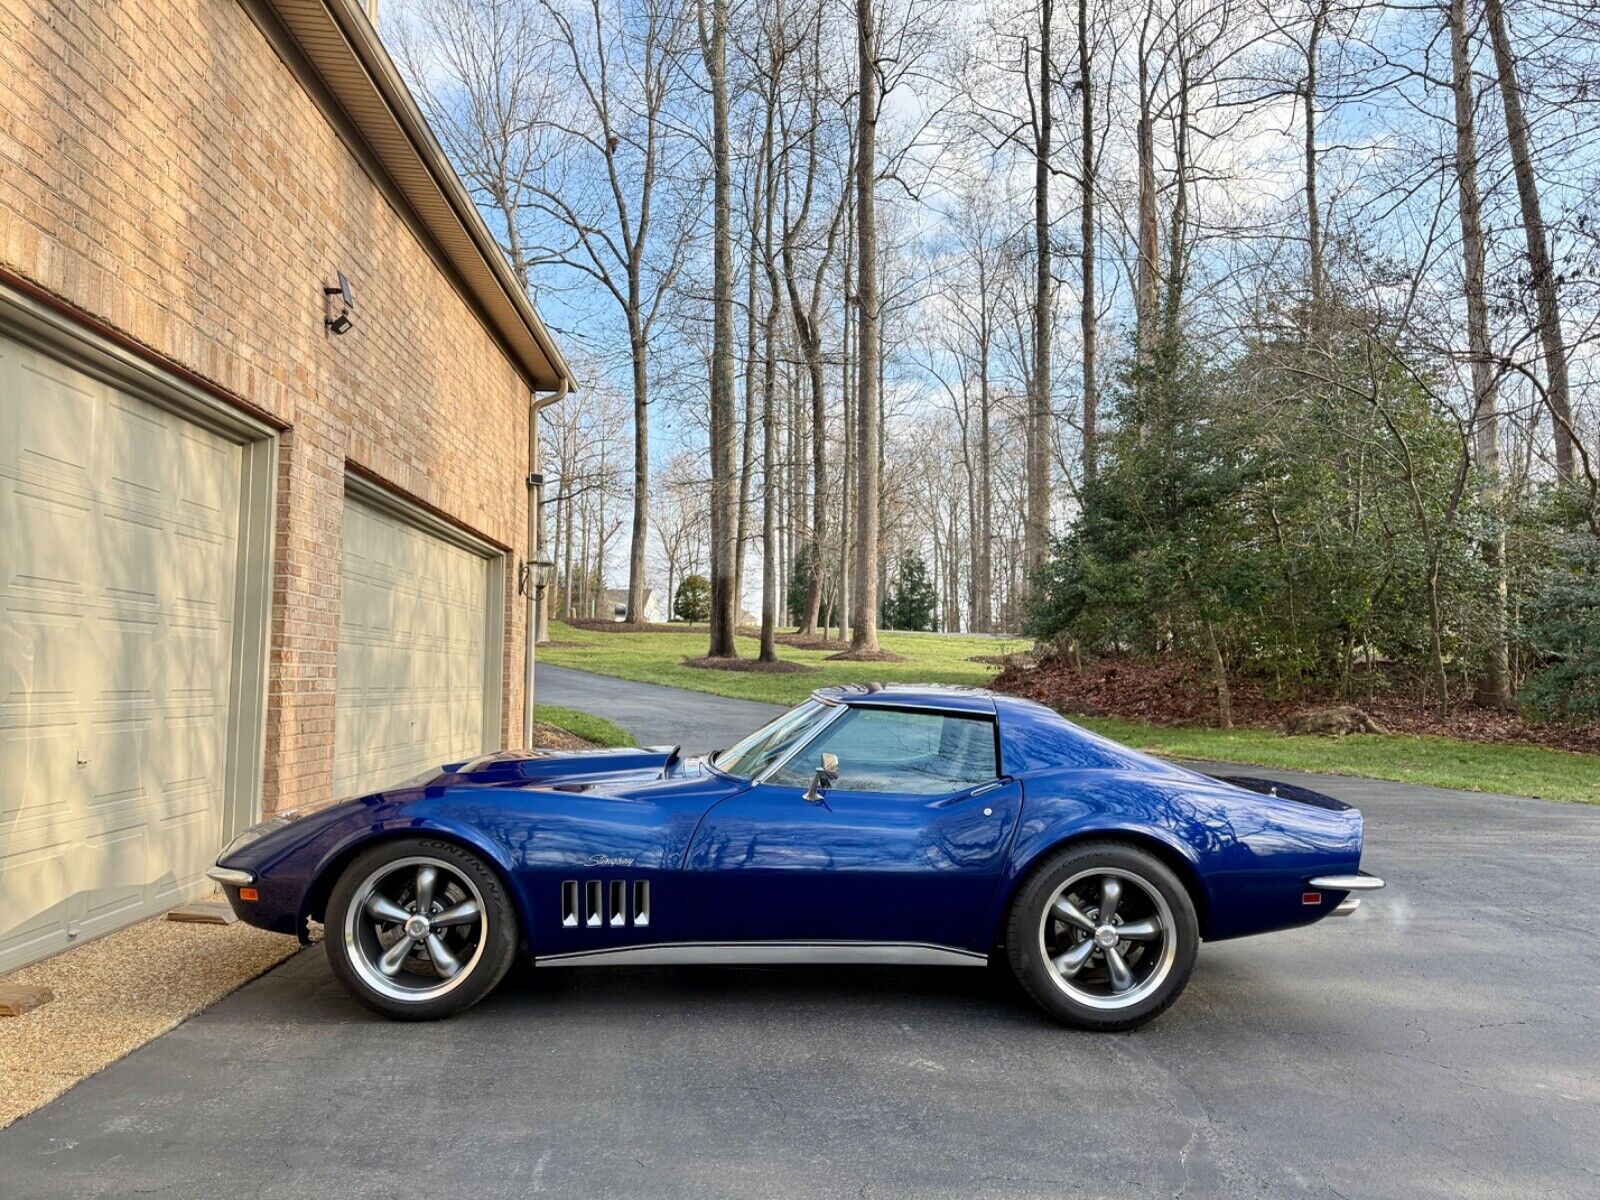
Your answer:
[567,619,701,633]
[567,619,771,637]
[993,651,1600,756]
[777,633,851,651]
[530,721,597,751]
[825,648,908,663]
[681,655,817,674]
[969,653,1037,667]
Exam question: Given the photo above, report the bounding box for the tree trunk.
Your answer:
[1304,0,1328,317]
[1077,0,1097,486]
[1025,0,1054,574]
[1483,0,1575,482]
[839,263,854,644]
[758,55,780,663]
[1163,51,1190,348]
[851,4,880,655]
[1448,0,1509,709]
[626,323,649,622]
[704,0,738,658]
[798,330,828,636]
[1134,38,1160,427]
[736,197,759,617]
[1203,618,1232,729]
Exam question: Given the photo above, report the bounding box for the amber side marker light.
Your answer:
[1302,891,1322,906]
[238,887,260,902]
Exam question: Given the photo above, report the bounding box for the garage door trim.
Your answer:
[342,471,505,775]
[0,282,277,851]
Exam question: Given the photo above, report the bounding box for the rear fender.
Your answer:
[985,768,1363,945]
[984,808,1211,948]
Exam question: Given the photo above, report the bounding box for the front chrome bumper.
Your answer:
[206,865,255,887]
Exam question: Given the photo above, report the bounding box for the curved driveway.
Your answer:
[1,666,1596,1198]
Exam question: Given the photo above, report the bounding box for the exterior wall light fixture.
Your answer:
[520,552,554,597]
[324,272,354,335]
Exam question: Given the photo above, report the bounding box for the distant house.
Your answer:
[603,588,658,622]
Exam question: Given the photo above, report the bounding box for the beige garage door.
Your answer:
[0,335,244,971]
[333,490,496,797]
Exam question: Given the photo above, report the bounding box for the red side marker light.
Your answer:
[239,887,260,902]
[1302,891,1322,906]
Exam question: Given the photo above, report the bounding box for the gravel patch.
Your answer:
[0,902,297,1129]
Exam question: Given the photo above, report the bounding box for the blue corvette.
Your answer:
[209,684,1382,1029]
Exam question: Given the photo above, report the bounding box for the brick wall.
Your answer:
[0,0,535,813]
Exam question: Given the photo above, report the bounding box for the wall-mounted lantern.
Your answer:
[520,552,554,596]
[324,272,354,335]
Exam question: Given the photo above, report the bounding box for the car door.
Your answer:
[683,705,1022,950]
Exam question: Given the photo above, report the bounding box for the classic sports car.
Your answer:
[209,684,1382,1030]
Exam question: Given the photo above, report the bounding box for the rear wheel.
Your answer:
[325,838,517,1020]
[1006,841,1197,1031]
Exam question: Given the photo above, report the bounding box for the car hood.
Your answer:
[431,745,741,801]
[444,745,682,785]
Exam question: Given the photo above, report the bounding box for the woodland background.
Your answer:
[386,0,1600,730]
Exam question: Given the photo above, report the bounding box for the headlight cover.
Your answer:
[219,811,300,860]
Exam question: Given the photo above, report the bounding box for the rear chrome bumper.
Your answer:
[1307,872,1384,891]
[1310,871,1383,917]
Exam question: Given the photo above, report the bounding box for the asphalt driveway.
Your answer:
[2,668,1596,1198]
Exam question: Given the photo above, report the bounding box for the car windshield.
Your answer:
[712,700,830,779]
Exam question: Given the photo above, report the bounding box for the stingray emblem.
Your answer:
[587,855,635,868]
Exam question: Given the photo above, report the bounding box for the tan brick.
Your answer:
[2,0,540,816]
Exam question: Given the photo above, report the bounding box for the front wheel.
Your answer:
[1006,841,1198,1031]
[325,838,518,1020]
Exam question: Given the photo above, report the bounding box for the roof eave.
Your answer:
[262,0,575,393]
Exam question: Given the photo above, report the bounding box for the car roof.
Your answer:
[811,683,998,715]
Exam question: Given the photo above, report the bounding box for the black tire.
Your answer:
[325,838,518,1021]
[1005,840,1198,1032]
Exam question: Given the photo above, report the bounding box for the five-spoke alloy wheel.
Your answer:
[326,838,517,1020]
[1006,841,1197,1031]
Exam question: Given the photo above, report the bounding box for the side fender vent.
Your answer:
[559,878,650,929]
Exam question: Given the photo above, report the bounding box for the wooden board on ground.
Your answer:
[0,984,54,1017]
[166,901,238,926]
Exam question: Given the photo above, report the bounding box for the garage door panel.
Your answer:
[1,606,81,710]
[178,429,236,524]
[0,333,246,972]
[334,492,493,797]
[5,486,90,594]
[0,722,78,824]
[104,393,175,502]
[99,508,165,606]
[8,354,97,479]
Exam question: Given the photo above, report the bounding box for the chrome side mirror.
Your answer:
[803,752,839,804]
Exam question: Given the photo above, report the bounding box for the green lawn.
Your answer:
[532,703,633,748]
[1075,717,1599,804]
[537,622,1600,803]
[539,621,1031,705]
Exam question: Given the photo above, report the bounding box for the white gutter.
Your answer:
[524,379,570,747]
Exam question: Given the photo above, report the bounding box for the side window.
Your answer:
[770,708,999,794]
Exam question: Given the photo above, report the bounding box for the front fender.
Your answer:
[297,814,528,949]
[216,787,532,947]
